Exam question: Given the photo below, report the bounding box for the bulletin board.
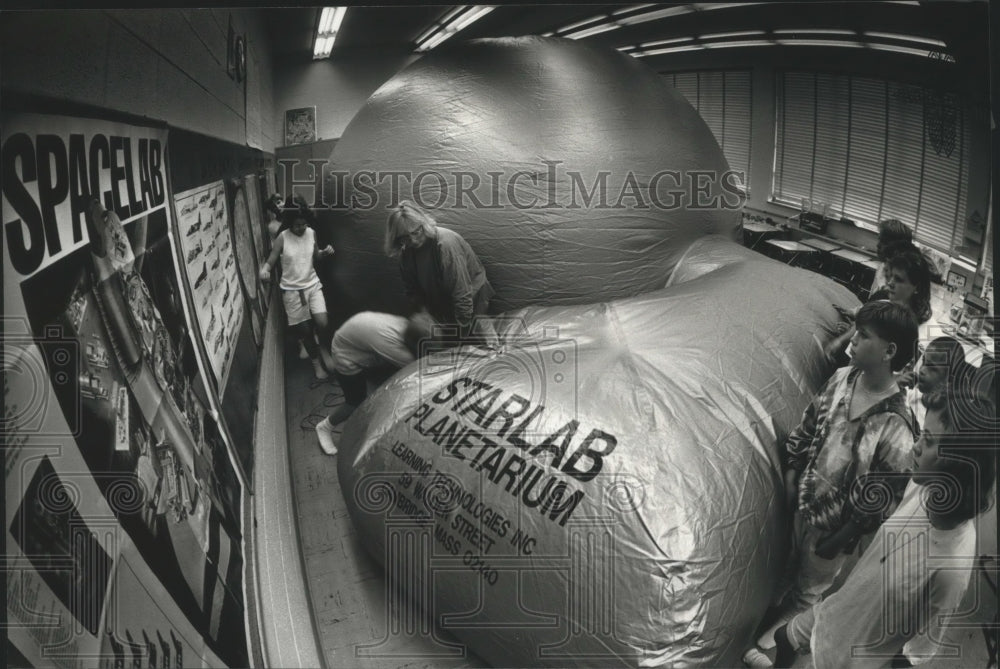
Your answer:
[166,128,274,482]
[2,107,249,668]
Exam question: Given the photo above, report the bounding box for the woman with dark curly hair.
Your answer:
[827,244,934,368]
[871,246,933,324]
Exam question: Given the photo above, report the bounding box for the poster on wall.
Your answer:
[284,106,316,145]
[2,111,248,667]
[172,182,244,390]
[263,166,276,200]
[244,173,269,269]
[226,179,264,342]
[244,173,271,313]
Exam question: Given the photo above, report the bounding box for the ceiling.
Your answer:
[263,2,988,93]
[264,5,630,59]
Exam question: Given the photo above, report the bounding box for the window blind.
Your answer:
[665,70,752,191]
[772,71,980,263]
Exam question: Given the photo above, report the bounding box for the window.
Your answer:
[773,71,986,264]
[664,70,752,192]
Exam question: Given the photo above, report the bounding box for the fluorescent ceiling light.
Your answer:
[703,40,775,49]
[770,36,951,59]
[700,30,766,39]
[776,39,864,48]
[872,44,951,58]
[616,6,693,24]
[421,31,450,51]
[613,3,657,14]
[319,7,334,33]
[330,6,346,33]
[863,31,947,47]
[453,6,492,31]
[313,7,346,59]
[641,37,694,47]
[773,28,856,36]
[554,2,767,39]
[565,23,620,39]
[693,3,764,10]
[416,5,494,52]
[561,16,606,32]
[636,44,706,56]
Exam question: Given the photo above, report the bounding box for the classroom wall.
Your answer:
[272,47,419,145]
[1,9,278,151]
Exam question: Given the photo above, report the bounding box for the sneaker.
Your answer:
[311,358,329,381]
[315,417,337,455]
[757,610,794,650]
[742,648,772,668]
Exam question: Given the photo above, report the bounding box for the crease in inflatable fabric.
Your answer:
[330,40,858,668]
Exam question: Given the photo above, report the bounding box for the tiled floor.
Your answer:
[282,340,485,669]
[282,335,998,669]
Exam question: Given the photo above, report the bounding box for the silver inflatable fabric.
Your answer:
[321,36,741,315]
[338,237,859,667]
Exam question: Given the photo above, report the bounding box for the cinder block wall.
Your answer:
[1,9,277,152]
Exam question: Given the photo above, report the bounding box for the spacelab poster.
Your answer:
[2,111,248,667]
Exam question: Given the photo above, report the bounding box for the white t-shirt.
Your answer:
[278,227,320,291]
[810,480,976,668]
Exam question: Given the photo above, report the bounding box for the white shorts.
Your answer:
[282,283,327,326]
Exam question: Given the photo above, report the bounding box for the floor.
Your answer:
[282,338,485,669]
[282,334,998,669]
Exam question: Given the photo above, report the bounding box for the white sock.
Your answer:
[315,417,337,455]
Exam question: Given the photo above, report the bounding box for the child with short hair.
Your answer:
[748,301,920,663]
[773,390,997,668]
[827,245,934,368]
[259,195,336,381]
[904,336,973,428]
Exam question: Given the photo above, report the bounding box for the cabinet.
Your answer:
[829,249,879,301]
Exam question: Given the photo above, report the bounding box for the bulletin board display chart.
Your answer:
[243,174,269,271]
[227,180,265,332]
[172,182,244,390]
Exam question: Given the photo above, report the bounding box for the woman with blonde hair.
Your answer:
[315,201,495,454]
[385,200,494,336]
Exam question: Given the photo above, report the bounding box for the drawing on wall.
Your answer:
[284,106,317,145]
